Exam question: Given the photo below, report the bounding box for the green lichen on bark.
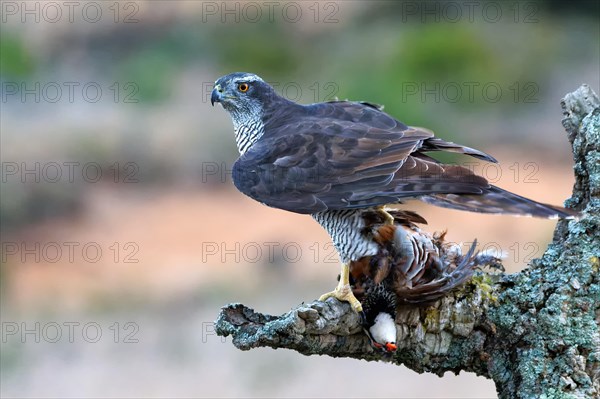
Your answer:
[215,85,600,399]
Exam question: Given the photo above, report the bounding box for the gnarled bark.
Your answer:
[215,85,600,399]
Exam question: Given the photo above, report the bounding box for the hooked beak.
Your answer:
[211,84,223,106]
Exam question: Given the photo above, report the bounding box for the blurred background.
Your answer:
[1,1,598,398]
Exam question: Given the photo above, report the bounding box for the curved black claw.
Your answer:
[358,310,367,327]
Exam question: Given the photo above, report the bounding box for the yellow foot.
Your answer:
[376,206,395,225]
[319,284,363,313]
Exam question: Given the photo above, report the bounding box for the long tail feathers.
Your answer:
[420,186,577,220]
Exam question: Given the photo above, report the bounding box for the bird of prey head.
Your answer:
[212,72,296,154]
[211,72,273,121]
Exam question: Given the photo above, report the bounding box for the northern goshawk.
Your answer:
[211,72,575,313]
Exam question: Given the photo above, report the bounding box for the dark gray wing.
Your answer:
[232,101,495,214]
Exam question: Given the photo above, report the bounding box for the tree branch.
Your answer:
[215,85,600,399]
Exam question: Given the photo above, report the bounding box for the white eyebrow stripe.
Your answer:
[233,74,264,83]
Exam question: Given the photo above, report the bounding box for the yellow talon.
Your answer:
[319,262,364,313]
[376,206,395,225]
[319,285,363,313]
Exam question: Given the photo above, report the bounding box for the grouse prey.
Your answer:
[211,72,575,313]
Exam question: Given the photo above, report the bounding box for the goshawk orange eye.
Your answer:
[238,83,249,92]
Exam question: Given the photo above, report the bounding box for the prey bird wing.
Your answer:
[233,100,499,214]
